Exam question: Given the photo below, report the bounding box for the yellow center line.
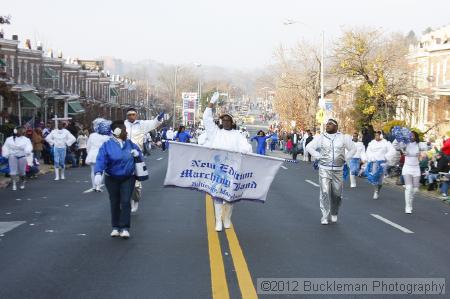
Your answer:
[206,195,230,299]
[225,226,258,299]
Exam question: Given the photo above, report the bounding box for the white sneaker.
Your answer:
[131,200,139,212]
[60,169,65,180]
[120,230,130,239]
[350,184,356,188]
[12,183,17,191]
[405,209,412,214]
[373,191,379,200]
[19,181,25,190]
[110,229,120,237]
[321,219,329,225]
[331,215,338,223]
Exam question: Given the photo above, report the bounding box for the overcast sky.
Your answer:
[3,0,449,69]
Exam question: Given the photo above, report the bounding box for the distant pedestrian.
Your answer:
[76,130,88,166]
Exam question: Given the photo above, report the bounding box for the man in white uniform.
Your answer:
[203,92,252,231]
[124,108,165,212]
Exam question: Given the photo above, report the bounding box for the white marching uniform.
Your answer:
[2,135,33,190]
[365,139,396,199]
[393,141,429,213]
[125,117,163,211]
[349,141,366,188]
[306,132,356,224]
[86,132,110,189]
[203,107,252,231]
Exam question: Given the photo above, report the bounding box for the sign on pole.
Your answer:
[182,92,198,125]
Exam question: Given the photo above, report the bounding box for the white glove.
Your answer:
[130,149,139,157]
[210,92,220,104]
[94,174,102,187]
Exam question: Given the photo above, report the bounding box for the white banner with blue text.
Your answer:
[163,142,284,202]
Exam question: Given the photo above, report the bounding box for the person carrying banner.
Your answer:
[306,119,356,225]
[203,92,252,231]
[2,127,33,190]
[124,108,165,212]
[364,131,396,199]
[45,122,76,180]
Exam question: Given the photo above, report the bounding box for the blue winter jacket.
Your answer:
[175,131,192,143]
[95,138,142,179]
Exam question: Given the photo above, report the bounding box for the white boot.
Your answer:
[19,177,25,190]
[404,186,412,214]
[11,176,17,191]
[60,168,65,180]
[222,203,233,229]
[350,175,356,188]
[131,200,139,213]
[373,190,379,200]
[410,187,418,214]
[54,168,60,181]
[214,201,223,232]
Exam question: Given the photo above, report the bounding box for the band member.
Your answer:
[2,127,33,190]
[203,92,252,231]
[306,119,356,224]
[45,122,76,180]
[349,132,366,188]
[95,120,143,238]
[393,131,430,213]
[251,130,273,155]
[124,108,165,212]
[364,131,396,199]
[86,118,111,191]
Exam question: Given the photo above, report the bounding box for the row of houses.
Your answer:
[405,24,450,136]
[0,35,151,130]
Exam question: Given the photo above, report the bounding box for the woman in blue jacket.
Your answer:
[94,120,143,239]
[251,130,273,155]
[174,125,192,143]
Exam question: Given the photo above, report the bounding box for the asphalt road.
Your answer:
[1,137,449,299]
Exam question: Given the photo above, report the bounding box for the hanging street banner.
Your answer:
[164,142,284,203]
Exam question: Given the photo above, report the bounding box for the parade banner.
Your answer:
[164,142,284,203]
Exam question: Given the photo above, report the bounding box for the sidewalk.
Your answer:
[0,163,53,189]
[267,150,449,205]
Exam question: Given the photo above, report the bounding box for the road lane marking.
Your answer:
[225,227,258,299]
[370,214,414,234]
[281,166,288,170]
[205,195,230,299]
[0,221,26,234]
[305,180,320,187]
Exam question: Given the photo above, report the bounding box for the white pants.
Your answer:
[9,156,27,176]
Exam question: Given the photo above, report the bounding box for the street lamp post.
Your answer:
[172,66,181,129]
[194,63,202,126]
